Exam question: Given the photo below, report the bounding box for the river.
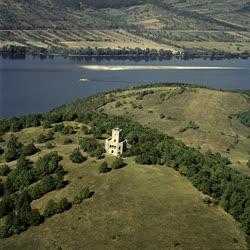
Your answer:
[0,56,249,117]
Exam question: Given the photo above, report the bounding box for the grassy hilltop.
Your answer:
[100,86,250,175]
[1,0,250,53]
[0,84,249,249]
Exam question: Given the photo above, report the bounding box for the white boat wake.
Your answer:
[81,65,247,71]
[79,78,89,82]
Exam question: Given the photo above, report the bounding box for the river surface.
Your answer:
[0,56,250,118]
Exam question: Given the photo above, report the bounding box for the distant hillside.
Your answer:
[0,0,250,53]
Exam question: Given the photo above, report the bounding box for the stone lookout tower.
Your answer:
[105,128,127,156]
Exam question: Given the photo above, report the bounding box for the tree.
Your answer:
[247,158,250,168]
[58,198,72,212]
[0,147,3,155]
[0,180,4,197]
[69,148,86,163]
[4,135,23,162]
[21,143,38,156]
[111,158,126,169]
[99,161,110,173]
[0,164,10,176]
[0,197,14,218]
[43,200,59,218]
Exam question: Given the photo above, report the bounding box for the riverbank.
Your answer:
[1,44,250,60]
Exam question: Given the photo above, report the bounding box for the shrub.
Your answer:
[44,200,59,217]
[111,158,126,169]
[115,101,122,107]
[69,148,86,163]
[0,196,14,218]
[81,125,91,134]
[46,142,54,149]
[53,123,64,132]
[42,120,52,129]
[37,131,54,143]
[21,143,38,156]
[0,164,11,176]
[99,161,111,173]
[79,138,105,158]
[72,186,92,205]
[0,180,4,197]
[4,135,23,162]
[58,198,72,212]
[44,198,71,218]
[63,138,73,144]
[160,114,165,119]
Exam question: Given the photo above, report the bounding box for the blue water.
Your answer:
[0,56,249,117]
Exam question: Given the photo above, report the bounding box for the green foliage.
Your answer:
[81,125,91,134]
[53,123,74,135]
[0,196,14,218]
[79,138,105,158]
[0,164,10,176]
[72,186,92,205]
[0,115,41,134]
[75,112,250,235]
[0,180,4,197]
[63,137,73,144]
[69,148,86,163]
[160,114,165,119]
[99,161,111,173]
[42,120,52,129]
[4,135,23,162]
[46,142,55,149]
[236,111,250,127]
[111,158,126,169]
[44,198,71,218]
[28,175,65,200]
[37,131,54,143]
[21,143,38,156]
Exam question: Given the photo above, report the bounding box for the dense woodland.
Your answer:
[1,45,250,60]
[0,100,249,236]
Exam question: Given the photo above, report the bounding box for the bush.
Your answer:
[4,135,23,162]
[43,200,59,217]
[81,125,91,134]
[79,138,105,158]
[73,186,92,205]
[111,158,126,169]
[44,198,71,218]
[21,143,38,156]
[42,120,52,129]
[63,138,73,144]
[160,114,165,119]
[0,180,4,197]
[0,164,11,176]
[99,161,111,173]
[0,196,14,218]
[57,198,72,212]
[37,131,54,143]
[69,148,86,163]
[46,142,54,149]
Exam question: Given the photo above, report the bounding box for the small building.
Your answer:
[105,128,127,156]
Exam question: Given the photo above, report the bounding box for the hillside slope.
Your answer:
[1,0,250,53]
[100,86,250,175]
